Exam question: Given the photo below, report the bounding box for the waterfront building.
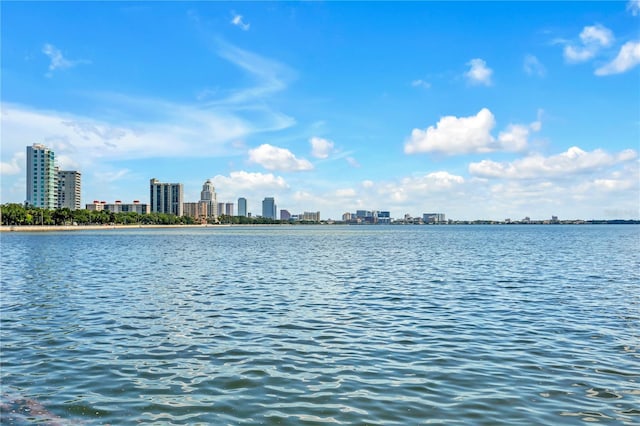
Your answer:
[200,179,218,219]
[238,197,247,217]
[342,212,354,222]
[57,170,81,210]
[262,197,277,219]
[378,211,391,225]
[301,211,320,222]
[183,201,209,221]
[26,143,58,209]
[86,200,149,214]
[217,202,225,216]
[225,203,234,216]
[280,209,291,221]
[423,213,446,224]
[150,178,183,216]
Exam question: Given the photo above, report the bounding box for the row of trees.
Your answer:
[0,204,311,226]
[0,204,197,226]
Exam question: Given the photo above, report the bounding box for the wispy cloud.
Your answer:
[42,43,90,76]
[562,24,614,63]
[231,12,250,31]
[465,58,492,86]
[411,79,431,89]
[595,41,640,76]
[627,0,640,16]
[523,54,546,77]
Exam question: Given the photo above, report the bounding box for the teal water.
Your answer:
[1,225,639,425]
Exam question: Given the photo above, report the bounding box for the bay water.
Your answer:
[1,225,638,424]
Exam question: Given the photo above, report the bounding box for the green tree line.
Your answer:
[0,203,197,226]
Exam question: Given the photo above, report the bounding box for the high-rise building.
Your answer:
[262,197,277,219]
[238,197,247,217]
[301,211,320,222]
[57,170,81,210]
[225,202,234,216]
[200,179,218,218]
[150,178,184,216]
[280,209,291,221]
[26,143,58,209]
[183,201,209,221]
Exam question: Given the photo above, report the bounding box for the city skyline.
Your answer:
[1,2,639,220]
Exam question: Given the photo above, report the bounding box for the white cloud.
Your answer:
[346,157,360,168]
[361,180,374,188]
[405,108,541,155]
[595,41,640,75]
[213,41,294,105]
[309,137,335,159]
[0,152,25,175]
[628,0,640,16]
[411,79,431,89]
[563,24,614,63]
[231,12,250,31]
[248,144,313,172]
[523,54,546,77]
[212,171,288,193]
[469,146,637,179]
[465,58,493,86]
[497,124,531,152]
[1,102,251,164]
[42,43,89,76]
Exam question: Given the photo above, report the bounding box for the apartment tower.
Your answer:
[26,143,58,209]
[150,178,184,216]
[58,170,82,210]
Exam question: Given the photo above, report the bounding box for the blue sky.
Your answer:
[1,1,639,220]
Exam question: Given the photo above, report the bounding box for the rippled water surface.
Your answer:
[1,225,639,424]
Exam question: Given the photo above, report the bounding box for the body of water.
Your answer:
[1,225,639,424]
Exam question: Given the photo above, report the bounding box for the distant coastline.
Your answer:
[1,220,638,232]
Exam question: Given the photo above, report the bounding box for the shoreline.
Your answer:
[0,224,230,232]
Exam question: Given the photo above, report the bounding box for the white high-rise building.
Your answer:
[200,179,218,218]
[150,178,184,216]
[58,170,82,210]
[26,143,58,209]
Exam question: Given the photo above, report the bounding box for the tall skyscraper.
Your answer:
[238,197,247,217]
[262,197,277,219]
[200,179,218,218]
[26,143,58,209]
[58,170,81,210]
[225,202,234,216]
[150,178,184,216]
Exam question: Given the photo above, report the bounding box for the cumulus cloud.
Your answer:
[212,171,288,192]
[465,58,493,86]
[42,43,89,76]
[628,0,640,16]
[595,41,640,75]
[309,137,335,159]
[563,24,614,63]
[468,146,637,179]
[248,144,313,172]
[231,12,250,31]
[335,188,357,197]
[523,54,546,77]
[404,108,541,155]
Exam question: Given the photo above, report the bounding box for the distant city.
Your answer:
[14,143,638,226]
